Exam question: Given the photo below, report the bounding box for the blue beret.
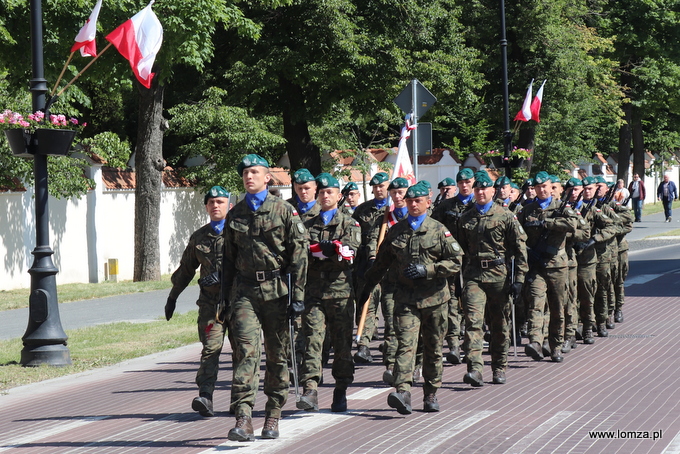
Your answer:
[389,177,410,190]
[457,168,475,182]
[204,186,229,204]
[342,182,358,193]
[534,171,551,184]
[494,176,511,188]
[315,172,339,189]
[405,182,430,198]
[237,153,269,175]
[565,177,583,188]
[472,170,494,188]
[438,177,456,188]
[370,172,389,185]
[293,168,316,184]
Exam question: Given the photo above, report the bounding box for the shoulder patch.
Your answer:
[452,241,461,252]
[355,221,360,227]
[296,223,305,234]
[292,209,299,216]
[579,218,586,225]
[444,231,452,237]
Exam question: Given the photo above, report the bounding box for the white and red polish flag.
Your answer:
[530,79,546,123]
[513,79,534,122]
[392,117,417,185]
[106,1,163,89]
[71,0,103,57]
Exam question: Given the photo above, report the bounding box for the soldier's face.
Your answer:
[535,182,552,200]
[552,183,563,198]
[499,184,512,200]
[242,166,271,194]
[390,188,408,208]
[474,186,495,204]
[205,197,229,222]
[440,186,456,199]
[346,190,360,207]
[510,187,520,200]
[596,183,608,198]
[295,181,317,203]
[569,186,583,201]
[458,178,474,196]
[318,187,341,211]
[583,184,597,200]
[372,182,389,200]
[406,196,431,217]
[525,187,536,199]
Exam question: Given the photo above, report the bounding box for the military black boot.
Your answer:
[423,393,439,412]
[353,345,373,364]
[524,342,544,361]
[296,389,319,411]
[614,309,623,323]
[463,370,484,387]
[446,344,461,365]
[191,392,214,417]
[382,367,395,386]
[597,323,608,337]
[331,388,347,412]
[387,390,412,415]
[261,416,279,439]
[227,415,254,442]
[583,327,595,344]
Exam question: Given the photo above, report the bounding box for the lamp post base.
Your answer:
[21,343,71,367]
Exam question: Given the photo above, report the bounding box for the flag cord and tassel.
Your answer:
[56,42,112,98]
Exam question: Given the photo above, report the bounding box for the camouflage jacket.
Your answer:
[610,202,634,252]
[339,202,355,216]
[286,197,321,223]
[431,195,475,242]
[518,198,578,269]
[458,202,528,284]
[591,203,621,262]
[223,194,309,302]
[573,202,618,265]
[364,216,464,309]
[169,223,223,305]
[304,210,361,300]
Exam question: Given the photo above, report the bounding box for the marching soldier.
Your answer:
[519,171,577,363]
[339,181,361,215]
[287,168,320,222]
[434,177,456,208]
[297,173,360,413]
[223,154,308,441]
[494,176,513,207]
[360,182,463,414]
[458,171,528,386]
[165,186,230,417]
[611,198,634,323]
[561,178,583,352]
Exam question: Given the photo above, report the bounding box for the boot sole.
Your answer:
[227,429,254,442]
[296,397,319,411]
[261,430,279,439]
[387,393,412,415]
[191,398,214,417]
[463,373,484,387]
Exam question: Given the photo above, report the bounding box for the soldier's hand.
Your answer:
[524,219,544,228]
[288,300,305,319]
[404,263,427,280]
[165,297,177,321]
[319,240,336,257]
[509,282,523,298]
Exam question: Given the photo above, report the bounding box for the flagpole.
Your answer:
[50,52,75,97]
[56,42,112,97]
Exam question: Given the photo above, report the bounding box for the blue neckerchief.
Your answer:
[458,193,474,205]
[374,197,388,209]
[394,206,408,220]
[538,196,552,210]
[408,213,427,231]
[475,201,494,215]
[245,189,268,212]
[210,219,225,234]
[504,197,512,205]
[296,196,316,214]
[574,200,583,210]
[598,197,606,204]
[320,208,337,225]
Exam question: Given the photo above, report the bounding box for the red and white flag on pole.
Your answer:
[530,79,546,123]
[392,117,417,185]
[71,0,103,57]
[106,1,163,89]
[513,79,534,122]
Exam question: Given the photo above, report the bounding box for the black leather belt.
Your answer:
[254,269,281,282]
[478,257,505,269]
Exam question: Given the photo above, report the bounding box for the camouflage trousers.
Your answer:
[564,265,578,338]
[608,260,619,314]
[300,297,355,391]
[196,302,228,396]
[356,284,381,347]
[380,281,397,367]
[526,266,568,350]
[594,260,612,325]
[393,302,446,395]
[462,279,510,374]
[445,275,463,347]
[577,262,597,331]
[229,294,289,419]
[615,250,629,310]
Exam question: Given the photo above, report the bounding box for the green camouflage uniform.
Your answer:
[363,216,463,395]
[518,198,578,352]
[287,196,321,223]
[300,210,361,391]
[458,202,527,375]
[593,204,619,326]
[223,194,309,419]
[169,223,226,397]
[612,203,634,312]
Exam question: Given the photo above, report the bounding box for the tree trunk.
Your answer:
[618,101,632,181]
[279,76,321,174]
[631,106,645,179]
[133,80,165,281]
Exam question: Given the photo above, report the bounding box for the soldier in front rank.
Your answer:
[339,181,361,215]
[432,167,476,365]
[360,182,463,415]
[611,197,634,323]
[561,178,583,353]
[494,176,513,208]
[223,154,308,442]
[287,168,320,222]
[518,171,577,363]
[165,186,230,418]
[458,171,527,386]
[297,173,360,413]
[352,171,390,364]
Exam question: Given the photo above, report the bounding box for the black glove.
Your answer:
[319,240,336,257]
[524,220,544,228]
[583,237,597,249]
[165,296,176,321]
[288,300,305,319]
[404,263,427,280]
[509,282,523,299]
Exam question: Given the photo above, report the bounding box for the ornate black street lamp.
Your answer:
[500,0,514,179]
[21,0,71,366]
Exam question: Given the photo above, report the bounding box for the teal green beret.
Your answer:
[510,182,520,190]
[550,175,562,183]
[405,182,430,198]
[438,177,456,189]
[293,168,316,184]
[494,176,511,188]
[472,170,494,188]
[607,181,615,187]
[565,177,583,188]
[315,172,339,189]
[237,153,269,175]
[457,168,475,182]
[582,176,597,186]
[342,182,358,193]
[419,180,432,190]
[522,178,535,190]
[370,172,389,185]
[204,185,229,204]
[389,177,410,190]
[534,171,551,184]
[595,175,607,184]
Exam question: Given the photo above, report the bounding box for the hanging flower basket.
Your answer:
[4,128,77,158]
[487,155,504,168]
[509,156,525,168]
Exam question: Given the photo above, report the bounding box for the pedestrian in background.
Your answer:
[627,173,645,222]
[657,174,678,222]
